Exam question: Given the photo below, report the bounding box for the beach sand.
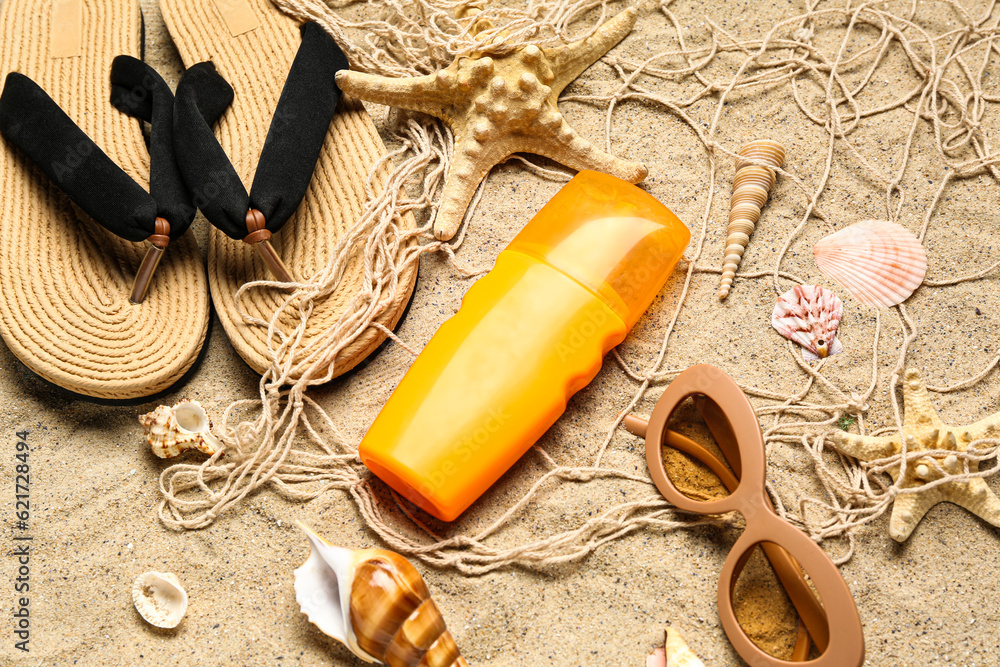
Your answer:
[2,0,1000,665]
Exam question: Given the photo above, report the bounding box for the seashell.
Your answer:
[813,220,927,308]
[132,571,188,629]
[665,627,706,667]
[771,285,844,360]
[293,523,468,666]
[718,140,786,300]
[139,400,222,459]
[646,628,706,667]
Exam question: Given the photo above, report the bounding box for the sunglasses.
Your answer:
[624,364,864,666]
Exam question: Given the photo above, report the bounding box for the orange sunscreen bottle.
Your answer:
[359,171,690,521]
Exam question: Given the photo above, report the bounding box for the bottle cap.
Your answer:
[507,171,690,329]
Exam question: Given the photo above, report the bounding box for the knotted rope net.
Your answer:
[158,0,1000,572]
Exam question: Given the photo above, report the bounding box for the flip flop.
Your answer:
[160,0,418,380]
[0,0,209,400]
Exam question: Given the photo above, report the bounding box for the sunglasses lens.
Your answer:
[731,541,830,662]
[660,395,743,501]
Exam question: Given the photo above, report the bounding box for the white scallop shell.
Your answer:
[132,571,188,629]
[813,220,927,308]
[772,285,844,360]
[138,400,222,459]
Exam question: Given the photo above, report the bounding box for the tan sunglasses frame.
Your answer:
[628,364,865,667]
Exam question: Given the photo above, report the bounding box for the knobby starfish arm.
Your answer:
[962,413,1000,442]
[899,368,945,431]
[830,430,900,461]
[336,71,452,119]
[432,149,490,240]
[946,477,1000,528]
[532,129,648,183]
[890,486,945,541]
[546,6,638,95]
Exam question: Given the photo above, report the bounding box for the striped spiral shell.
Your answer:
[813,220,927,308]
[294,523,468,667]
[719,140,786,300]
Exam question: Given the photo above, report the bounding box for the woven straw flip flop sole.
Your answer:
[0,0,209,400]
[160,0,418,380]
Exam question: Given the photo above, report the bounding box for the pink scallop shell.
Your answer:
[813,221,927,308]
[771,285,844,360]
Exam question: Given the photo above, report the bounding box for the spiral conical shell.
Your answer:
[718,140,786,300]
[138,400,222,459]
[813,220,927,308]
[294,523,468,667]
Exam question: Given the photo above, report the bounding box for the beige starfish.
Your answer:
[831,367,1000,542]
[335,6,647,240]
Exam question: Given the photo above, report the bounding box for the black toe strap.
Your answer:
[0,60,197,302]
[111,55,195,238]
[172,21,349,242]
[0,61,195,242]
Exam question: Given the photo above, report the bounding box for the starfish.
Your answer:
[831,367,1000,542]
[335,6,647,240]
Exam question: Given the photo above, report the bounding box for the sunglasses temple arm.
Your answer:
[622,414,648,438]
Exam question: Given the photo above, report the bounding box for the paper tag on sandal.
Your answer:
[212,0,261,37]
[50,0,82,58]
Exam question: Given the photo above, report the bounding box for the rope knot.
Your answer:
[846,393,869,413]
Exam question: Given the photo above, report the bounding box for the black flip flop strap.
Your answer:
[0,62,195,244]
[110,56,195,239]
[172,21,349,242]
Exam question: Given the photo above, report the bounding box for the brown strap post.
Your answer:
[129,217,170,304]
[243,209,294,282]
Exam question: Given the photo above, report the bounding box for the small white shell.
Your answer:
[666,627,706,667]
[813,220,927,308]
[647,628,706,667]
[772,285,844,360]
[138,400,222,459]
[132,571,188,629]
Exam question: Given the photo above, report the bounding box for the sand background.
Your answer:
[2,0,1000,665]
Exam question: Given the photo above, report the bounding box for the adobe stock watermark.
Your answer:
[417,407,511,499]
[10,429,31,653]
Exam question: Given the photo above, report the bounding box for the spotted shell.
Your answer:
[294,523,468,666]
[771,285,844,360]
[138,400,222,459]
[132,571,188,629]
[813,220,927,308]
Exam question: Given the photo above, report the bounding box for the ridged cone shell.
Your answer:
[771,285,844,360]
[719,140,786,300]
[294,523,468,667]
[813,220,927,308]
